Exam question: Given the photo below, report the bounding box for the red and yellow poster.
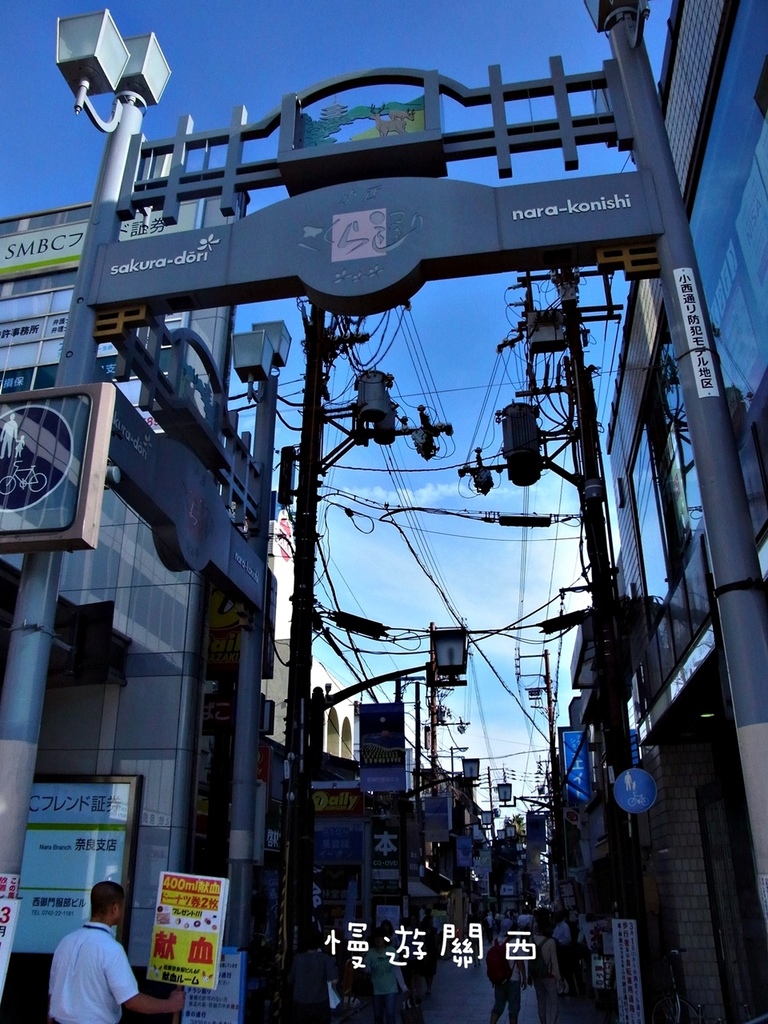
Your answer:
[148,872,229,989]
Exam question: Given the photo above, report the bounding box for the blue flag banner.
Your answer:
[359,703,406,792]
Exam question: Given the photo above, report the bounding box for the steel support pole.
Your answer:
[610,15,768,937]
[226,373,279,949]
[0,95,145,887]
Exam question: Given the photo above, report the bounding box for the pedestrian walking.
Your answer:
[287,930,339,1024]
[530,910,560,1024]
[47,880,185,1024]
[364,928,409,1024]
[486,935,526,1024]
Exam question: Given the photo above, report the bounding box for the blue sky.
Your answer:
[0,1,672,810]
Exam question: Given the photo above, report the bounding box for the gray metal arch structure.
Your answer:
[27,19,768,965]
[91,60,661,317]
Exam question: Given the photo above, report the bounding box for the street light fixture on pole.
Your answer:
[0,7,169,911]
[449,746,468,777]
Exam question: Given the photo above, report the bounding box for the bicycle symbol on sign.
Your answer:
[627,792,650,808]
[0,458,48,497]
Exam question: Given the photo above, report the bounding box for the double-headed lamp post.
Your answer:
[0,9,169,907]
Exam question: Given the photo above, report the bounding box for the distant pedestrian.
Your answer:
[484,910,496,942]
[486,935,527,1024]
[364,928,409,1024]
[530,910,560,1024]
[552,910,580,996]
[288,930,339,1024]
[47,880,185,1024]
[414,913,438,995]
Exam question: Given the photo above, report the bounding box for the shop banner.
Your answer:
[149,872,229,989]
[423,795,451,842]
[315,821,364,864]
[561,729,591,804]
[0,900,21,1002]
[525,813,547,893]
[359,704,406,792]
[371,821,400,895]
[455,835,473,868]
[16,777,138,953]
[613,919,644,1024]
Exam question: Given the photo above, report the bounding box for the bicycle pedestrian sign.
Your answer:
[0,385,115,553]
[0,405,72,514]
[614,768,657,813]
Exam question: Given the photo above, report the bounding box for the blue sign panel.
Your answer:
[613,768,657,814]
[0,396,90,532]
[561,729,592,804]
[314,822,364,864]
[359,703,406,792]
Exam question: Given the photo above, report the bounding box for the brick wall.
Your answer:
[643,743,723,1016]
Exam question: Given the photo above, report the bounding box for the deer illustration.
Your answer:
[369,105,415,136]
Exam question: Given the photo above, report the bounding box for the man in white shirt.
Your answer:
[48,880,185,1024]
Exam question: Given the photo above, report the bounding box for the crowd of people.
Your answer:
[482,905,591,1024]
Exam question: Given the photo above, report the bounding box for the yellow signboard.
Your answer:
[148,872,229,989]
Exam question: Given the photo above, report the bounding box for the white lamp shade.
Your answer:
[56,10,129,96]
[431,626,468,674]
[119,33,171,106]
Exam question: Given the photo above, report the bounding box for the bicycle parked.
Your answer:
[651,949,722,1024]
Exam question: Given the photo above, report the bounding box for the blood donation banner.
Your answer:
[148,872,229,989]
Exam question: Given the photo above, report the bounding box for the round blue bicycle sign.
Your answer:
[0,404,73,513]
[614,768,657,813]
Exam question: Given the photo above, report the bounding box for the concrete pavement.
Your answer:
[336,955,609,1024]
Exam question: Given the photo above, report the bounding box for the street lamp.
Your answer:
[0,9,171,932]
[56,11,170,125]
[497,782,514,805]
[462,757,481,781]
[431,626,468,678]
[450,746,468,776]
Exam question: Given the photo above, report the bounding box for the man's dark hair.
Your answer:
[91,880,125,916]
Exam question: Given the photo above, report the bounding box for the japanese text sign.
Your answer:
[673,268,720,398]
[148,872,229,989]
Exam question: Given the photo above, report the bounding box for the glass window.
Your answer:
[33,365,58,390]
[633,428,668,608]
[690,0,768,425]
[0,368,33,394]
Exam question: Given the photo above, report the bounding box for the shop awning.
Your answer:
[408,880,439,898]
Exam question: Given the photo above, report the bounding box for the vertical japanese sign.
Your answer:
[16,777,138,953]
[673,268,720,398]
[359,703,406,791]
[560,729,591,804]
[371,821,400,895]
[612,919,644,1024]
[455,835,473,868]
[0,900,21,1001]
[525,813,547,894]
[148,872,229,989]
[181,948,246,1024]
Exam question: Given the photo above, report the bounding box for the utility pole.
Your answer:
[275,306,326,1021]
[556,269,644,922]
[543,649,564,903]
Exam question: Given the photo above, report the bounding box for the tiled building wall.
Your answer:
[643,743,723,1015]
[608,0,731,671]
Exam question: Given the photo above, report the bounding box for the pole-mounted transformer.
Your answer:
[355,370,393,423]
[499,402,542,486]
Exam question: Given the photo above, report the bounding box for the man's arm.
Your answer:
[123,989,185,1015]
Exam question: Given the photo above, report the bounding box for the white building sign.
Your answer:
[674,267,720,398]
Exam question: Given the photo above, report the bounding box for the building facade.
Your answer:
[605,0,768,1014]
